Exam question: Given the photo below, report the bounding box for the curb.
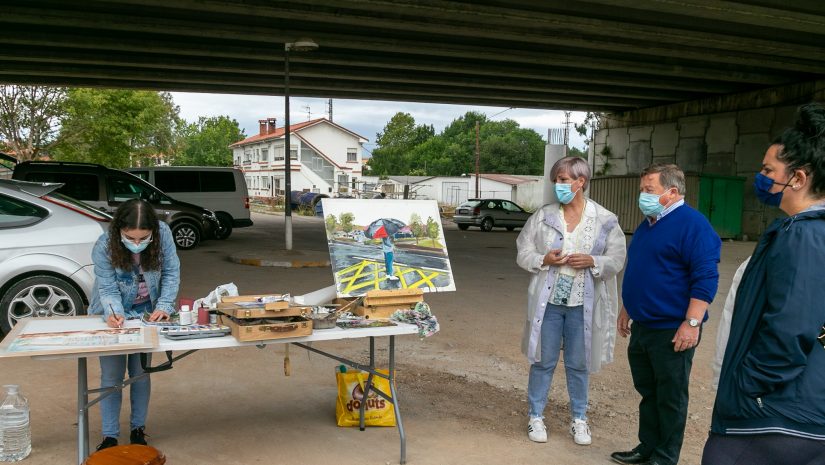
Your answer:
[229,252,330,268]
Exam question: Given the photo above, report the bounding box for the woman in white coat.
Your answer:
[516,156,626,446]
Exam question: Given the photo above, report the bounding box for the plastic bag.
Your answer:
[335,368,396,427]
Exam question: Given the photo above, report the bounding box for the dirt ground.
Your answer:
[0,212,754,465]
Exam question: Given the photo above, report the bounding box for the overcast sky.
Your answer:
[170,92,588,155]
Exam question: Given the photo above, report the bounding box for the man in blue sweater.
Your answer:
[611,164,721,465]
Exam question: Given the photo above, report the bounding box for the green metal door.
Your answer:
[698,175,744,239]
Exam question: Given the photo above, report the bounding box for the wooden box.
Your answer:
[219,294,289,309]
[337,289,424,319]
[218,314,313,342]
[217,294,306,318]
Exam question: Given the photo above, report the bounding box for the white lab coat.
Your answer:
[711,256,751,390]
[516,200,627,372]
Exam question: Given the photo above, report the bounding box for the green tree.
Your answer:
[339,212,355,233]
[403,113,545,176]
[409,213,424,245]
[0,85,66,160]
[575,111,604,156]
[366,112,434,175]
[325,214,338,235]
[54,89,179,168]
[426,217,440,242]
[174,116,244,166]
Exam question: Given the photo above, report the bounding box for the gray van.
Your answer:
[127,166,252,239]
[13,161,220,249]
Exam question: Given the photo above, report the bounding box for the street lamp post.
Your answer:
[283,38,318,250]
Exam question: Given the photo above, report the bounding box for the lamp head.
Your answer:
[285,38,319,52]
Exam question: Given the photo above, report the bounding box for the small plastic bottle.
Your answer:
[179,305,192,325]
[0,385,31,462]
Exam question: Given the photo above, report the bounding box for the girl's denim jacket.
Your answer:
[88,222,180,320]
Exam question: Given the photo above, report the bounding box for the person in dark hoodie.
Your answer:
[703,103,825,465]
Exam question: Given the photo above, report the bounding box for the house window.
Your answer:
[261,176,270,190]
[347,148,357,162]
[290,145,298,160]
[337,173,349,192]
[261,148,268,162]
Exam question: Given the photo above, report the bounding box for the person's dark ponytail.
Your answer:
[775,102,825,198]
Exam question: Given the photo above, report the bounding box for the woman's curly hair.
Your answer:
[108,199,161,271]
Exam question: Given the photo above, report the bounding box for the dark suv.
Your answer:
[13,161,219,249]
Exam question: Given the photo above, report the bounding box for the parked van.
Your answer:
[13,161,220,250]
[127,166,252,239]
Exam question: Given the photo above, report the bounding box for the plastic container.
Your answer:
[197,306,209,325]
[179,305,192,326]
[0,385,31,462]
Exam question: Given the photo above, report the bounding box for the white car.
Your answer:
[0,179,109,335]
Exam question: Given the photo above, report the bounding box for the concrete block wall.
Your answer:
[595,104,799,239]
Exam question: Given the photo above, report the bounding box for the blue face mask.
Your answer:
[754,172,793,207]
[121,234,152,254]
[555,183,578,204]
[638,192,665,217]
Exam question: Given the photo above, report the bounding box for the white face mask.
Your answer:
[121,233,152,253]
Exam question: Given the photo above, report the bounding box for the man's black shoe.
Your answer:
[130,426,148,445]
[611,450,650,465]
[96,436,118,451]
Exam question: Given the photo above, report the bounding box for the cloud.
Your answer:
[170,92,590,150]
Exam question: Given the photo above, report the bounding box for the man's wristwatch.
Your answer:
[686,318,700,328]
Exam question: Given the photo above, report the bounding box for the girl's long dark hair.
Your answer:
[108,199,161,271]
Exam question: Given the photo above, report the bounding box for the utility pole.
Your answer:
[563,111,571,148]
[475,121,480,198]
[303,105,311,121]
[327,98,333,121]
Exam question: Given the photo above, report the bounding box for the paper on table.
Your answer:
[292,285,337,306]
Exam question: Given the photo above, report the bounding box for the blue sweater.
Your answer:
[622,205,721,329]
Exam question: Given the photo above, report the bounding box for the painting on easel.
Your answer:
[321,199,456,297]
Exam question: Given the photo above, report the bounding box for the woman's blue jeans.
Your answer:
[99,353,151,437]
[99,301,153,437]
[527,303,589,420]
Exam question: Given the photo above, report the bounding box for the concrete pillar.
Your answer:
[543,143,566,205]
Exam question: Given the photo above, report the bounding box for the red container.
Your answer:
[178,297,194,311]
[197,306,209,325]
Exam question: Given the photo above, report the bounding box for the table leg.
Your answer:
[359,337,376,431]
[389,336,406,464]
[77,357,89,465]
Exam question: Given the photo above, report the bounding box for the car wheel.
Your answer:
[480,217,494,232]
[506,226,515,231]
[172,221,201,249]
[457,224,469,231]
[214,213,233,240]
[0,275,85,334]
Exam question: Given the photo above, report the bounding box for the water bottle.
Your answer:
[0,385,31,462]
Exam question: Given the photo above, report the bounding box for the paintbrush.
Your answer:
[108,303,122,328]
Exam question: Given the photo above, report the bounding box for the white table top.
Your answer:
[22,318,418,360]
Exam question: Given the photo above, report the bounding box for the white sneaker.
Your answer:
[570,418,592,445]
[527,417,547,443]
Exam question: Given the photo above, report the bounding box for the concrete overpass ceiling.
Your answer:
[1,0,823,111]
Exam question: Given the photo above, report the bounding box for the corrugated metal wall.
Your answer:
[590,175,700,233]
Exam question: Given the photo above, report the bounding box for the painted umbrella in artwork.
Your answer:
[364,218,407,239]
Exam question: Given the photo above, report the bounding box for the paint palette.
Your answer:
[159,324,231,340]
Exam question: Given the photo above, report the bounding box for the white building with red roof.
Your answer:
[230,117,367,198]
